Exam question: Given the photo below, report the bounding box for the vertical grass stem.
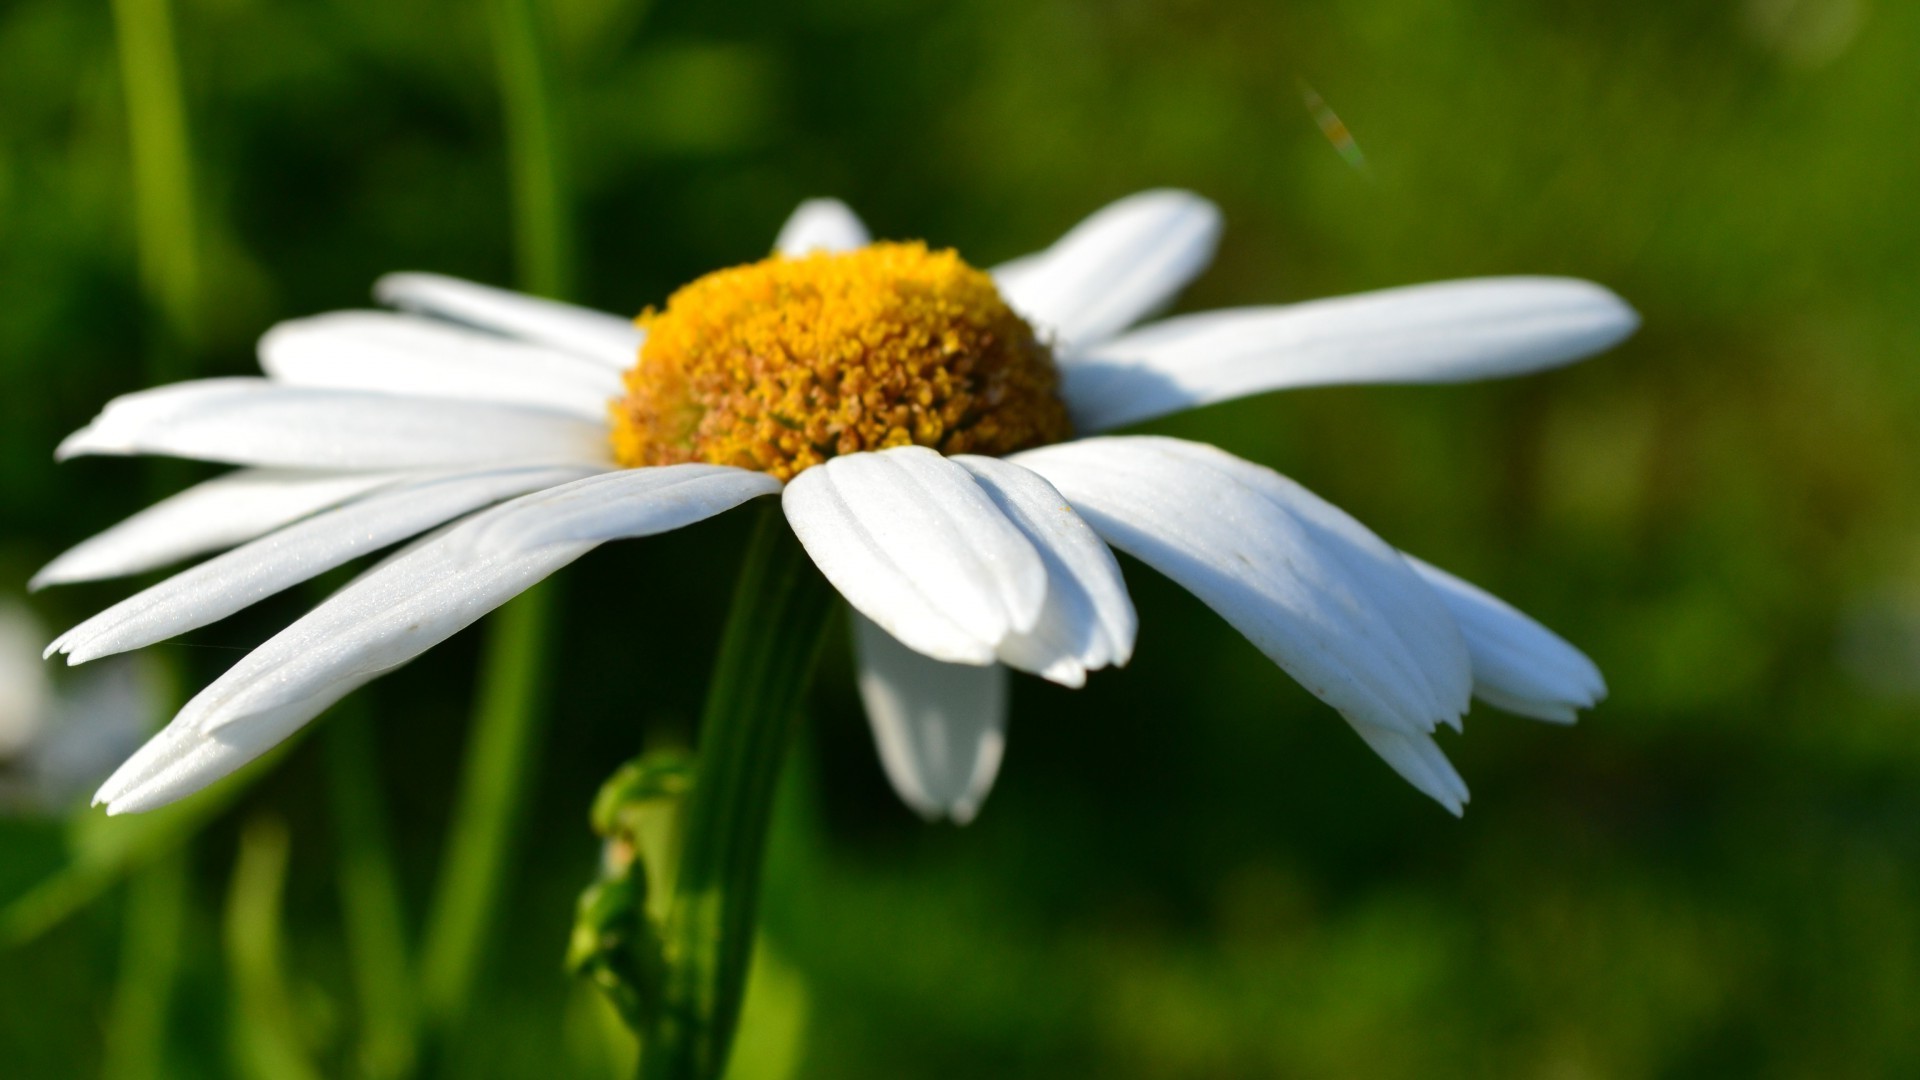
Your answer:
[417,0,576,1053]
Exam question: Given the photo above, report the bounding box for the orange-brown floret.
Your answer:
[609,241,1074,480]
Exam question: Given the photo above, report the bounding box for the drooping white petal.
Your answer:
[1404,556,1606,724]
[57,379,613,469]
[49,465,602,666]
[781,446,1047,665]
[259,311,623,420]
[954,455,1136,687]
[456,464,777,553]
[93,465,778,814]
[30,469,408,590]
[1012,436,1471,741]
[1350,723,1469,817]
[1059,277,1640,431]
[373,272,643,369]
[774,198,872,256]
[852,613,1008,824]
[992,189,1221,350]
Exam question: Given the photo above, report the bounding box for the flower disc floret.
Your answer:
[610,241,1073,480]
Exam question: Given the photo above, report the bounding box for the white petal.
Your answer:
[456,464,782,554]
[954,455,1136,687]
[853,613,1008,824]
[1404,556,1606,724]
[373,272,643,369]
[774,198,871,256]
[259,310,623,420]
[992,190,1221,350]
[782,447,1046,665]
[49,465,602,665]
[1012,436,1471,739]
[57,379,613,469]
[30,468,408,590]
[1350,724,1469,816]
[1060,277,1640,431]
[94,465,776,813]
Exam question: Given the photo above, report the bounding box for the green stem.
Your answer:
[489,0,572,302]
[225,819,322,1080]
[418,582,556,1038]
[416,0,574,1051]
[326,709,419,1080]
[96,6,202,1078]
[99,852,188,1080]
[639,506,836,1080]
[109,0,200,357]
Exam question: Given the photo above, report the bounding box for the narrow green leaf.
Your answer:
[326,707,420,1080]
[417,0,577,1055]
[225,817,323,1080]
[418,583,556,1042]
[109,0,200,357]
[99,852,189,1080]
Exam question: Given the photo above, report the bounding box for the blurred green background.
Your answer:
[5,0,1920,1076]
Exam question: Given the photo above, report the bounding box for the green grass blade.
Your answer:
[416,0,577,1054]
[326,707,420,1080]
[99,852,189,1080]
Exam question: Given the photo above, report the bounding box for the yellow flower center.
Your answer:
[609,241,1073,480]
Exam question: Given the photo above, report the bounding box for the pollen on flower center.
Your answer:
[609,241,1073,480]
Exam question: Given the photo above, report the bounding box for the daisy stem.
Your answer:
[417,0,572,1052]
[638,505,835,1080]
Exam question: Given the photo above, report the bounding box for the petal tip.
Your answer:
[1592,288,1641,347]
[370,271,423,307]
[63,643,104,667]
[53,428,100,462]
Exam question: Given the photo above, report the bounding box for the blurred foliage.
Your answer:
[4,0,1920,1076]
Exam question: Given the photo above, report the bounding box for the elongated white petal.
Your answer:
[31,469,408,590]
[57,379,613,469]
[955,455,1136,687]
[374,272,643,369]
[1060,277,1640,431]
[94,465,777,813]
[992,190,1221,350]
[1013,436,1471,741]
[774,198,871,256]
[782,446,1046,665]
[853,614,1008,824]
[259,311,623,420]
[1405,556,1605,724]
[1350,724,1469,817]
[458,464,781,553]
[50,465,602,665]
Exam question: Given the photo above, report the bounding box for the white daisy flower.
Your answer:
[38,190,1632,820]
